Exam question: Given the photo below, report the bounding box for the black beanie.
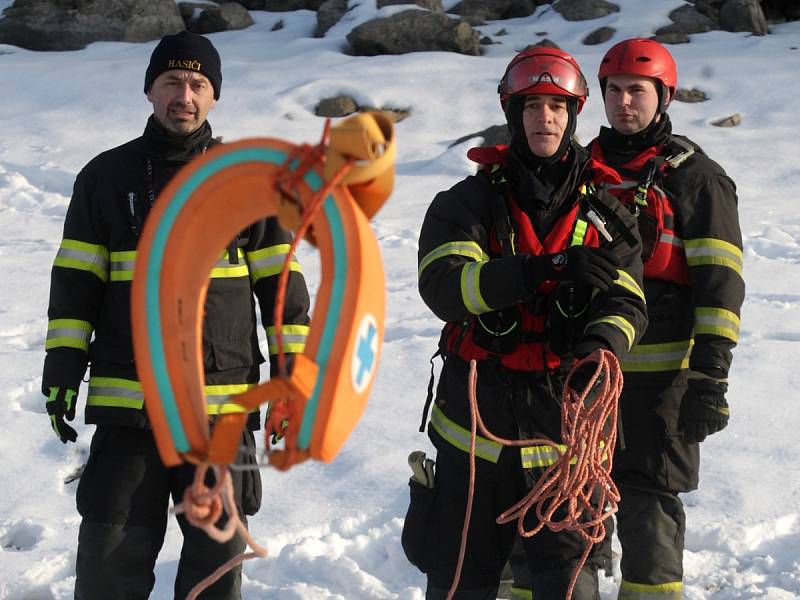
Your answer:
[144,31,222,100]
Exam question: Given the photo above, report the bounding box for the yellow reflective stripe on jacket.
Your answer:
[585,315,636,351]
[461,261,492,315]
[265,324,310,354]
[615,269,645,301]
[684,238,743,276]
[521,441,607,468]
[88,378,257,413]
[54,239,109,282]
[694,306,740,342]
[521,444,565,468]
[110,250,136,281]
[109,249,250,281]
[621,340,693,372]
[570,219,588,246]
[247,244,301,283]
[510,587,532,600]
[430,405,502,463]
[205,383,258,414]
[619,579,682,599]
[46,318,92,352]
[418,241,490,277]
[88,377,144,409]
[210,248,249,278]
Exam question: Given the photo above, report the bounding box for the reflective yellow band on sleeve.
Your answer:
[694,306,740,342]
[418,241,490,278]
[46,318,92,352]
[54,239,109,282]
[619,579,682,599]
[615,269,645,301]
[461,261,492,315]
[247,244,302,283]
[621,340,693,372]
[684,238,743,276]
[430,405,502,463]
[585,315,636,351]
[110,250,136,281]
[265,324,310,354]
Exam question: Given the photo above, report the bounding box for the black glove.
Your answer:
[527,246,620,291]
[678,378,729,443]
[46,387,78,444]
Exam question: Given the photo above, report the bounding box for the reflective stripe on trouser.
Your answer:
[619,580,682,599]
[511,587,532,599]
[87,377,258,413]
[616,486,685,600]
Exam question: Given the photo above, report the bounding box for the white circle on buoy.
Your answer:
[351,313,379,394]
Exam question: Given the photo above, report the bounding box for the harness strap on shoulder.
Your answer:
[486,164,516,258]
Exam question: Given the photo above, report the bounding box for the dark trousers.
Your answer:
[612,382,696,597]
[406,448,607,600]
[74,425,261,600]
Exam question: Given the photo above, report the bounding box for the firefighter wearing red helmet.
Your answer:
[401,45,648,599]
[590,38,745,599]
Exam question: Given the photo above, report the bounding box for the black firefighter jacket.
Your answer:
[417,145,648,452]
[43,117,311,429]
[594,118,745,387]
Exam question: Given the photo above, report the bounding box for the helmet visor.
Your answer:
[500,53,589,100]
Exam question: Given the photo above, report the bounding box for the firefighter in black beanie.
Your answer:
[42,31,310,599]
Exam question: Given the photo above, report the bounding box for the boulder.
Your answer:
[582,25,615,44]
[315,95,411,122]
[377,0,443,11]
[449,124,511,148]
[347,9,481,56]
[674,88,709,102]
[710,113,742,127]
[0,0,185,51]
[315,0,348,37]
[448,0,536,21]
[719,0,768,34]
[238,0,320,10]
[187,2,254,34]
[656,4,718,35]
[552,0,619,21]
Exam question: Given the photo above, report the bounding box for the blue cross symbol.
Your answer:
[355,322,377,387]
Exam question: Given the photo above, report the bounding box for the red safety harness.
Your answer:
[590,138,694,284]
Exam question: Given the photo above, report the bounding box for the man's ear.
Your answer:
[146,88,154,104]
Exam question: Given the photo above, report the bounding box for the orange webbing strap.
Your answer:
[174,464,267,600]
[447,350,623,600]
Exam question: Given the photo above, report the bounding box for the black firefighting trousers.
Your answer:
[402,356,610,600]
[74,425,262,600]
[611,381,698,598]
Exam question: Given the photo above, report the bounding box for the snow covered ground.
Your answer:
[1,0,799,597]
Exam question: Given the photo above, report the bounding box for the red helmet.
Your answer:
[598,38,677,104]
[498,47,589,113]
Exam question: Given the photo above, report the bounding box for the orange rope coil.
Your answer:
[447,349,623,600]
